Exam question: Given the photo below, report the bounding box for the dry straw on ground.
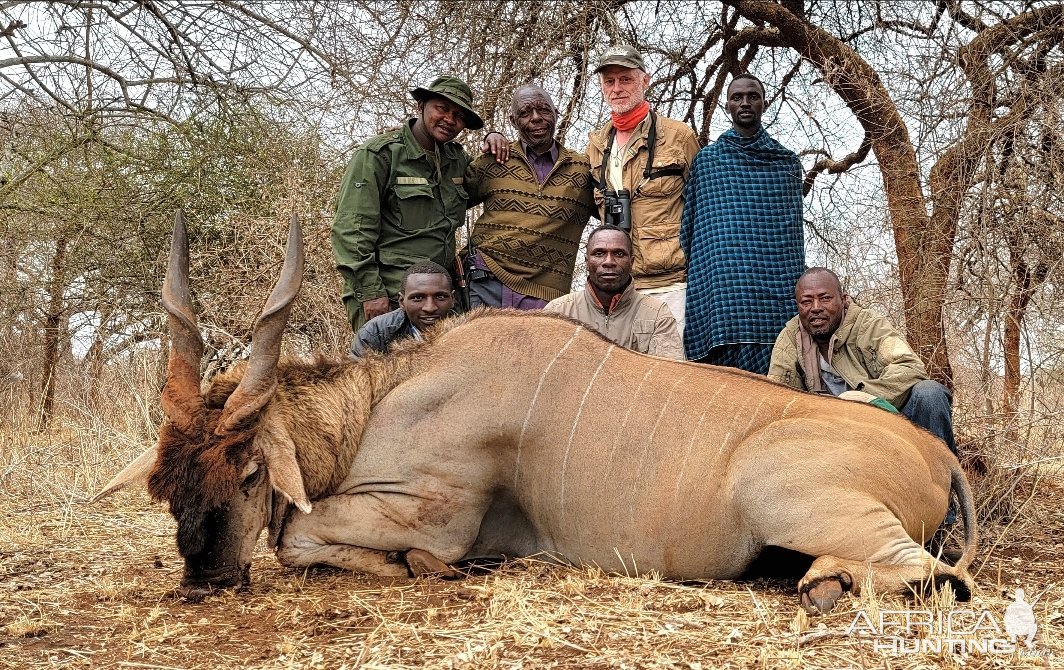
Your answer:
[2,411,1062,669]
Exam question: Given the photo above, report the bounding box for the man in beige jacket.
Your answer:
[587,45,700,335]
[768,267,957,456]
[544,225,682,359]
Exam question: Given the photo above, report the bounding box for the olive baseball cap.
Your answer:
[409,75,484,130]
[593,44,647,73]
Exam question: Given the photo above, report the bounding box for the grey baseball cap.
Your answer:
[593,44,647,73]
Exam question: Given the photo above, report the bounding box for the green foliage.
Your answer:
[0,101,344,396]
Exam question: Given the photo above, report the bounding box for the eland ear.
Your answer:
[257,424,311,514]
[91,445,158,502]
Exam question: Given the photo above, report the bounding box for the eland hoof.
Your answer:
[405,549,459,579]
[800,578,845,615]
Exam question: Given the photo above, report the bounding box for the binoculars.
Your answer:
[602,189,632,231]
[463,254,490,282]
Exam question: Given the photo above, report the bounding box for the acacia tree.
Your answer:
[0,0,351,427]
[956,68,1063,420]
[0,106,338,428]
[0,0,343,121]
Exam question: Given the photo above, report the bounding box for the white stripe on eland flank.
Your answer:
[702,381,728,413]
[628,369,694,524]
[606,360,660,468]
[671,409,708,509]
[718,427,733,451]
[559,344,615,523]
[782,396,799,417]
[696,381,736,475]
[741,400,766,436]
[514,326,583,487]
[715,400,766,462]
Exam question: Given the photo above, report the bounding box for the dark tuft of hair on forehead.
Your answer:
[728,72,766,97]
[400,261,452,292]
[147,411,256,557]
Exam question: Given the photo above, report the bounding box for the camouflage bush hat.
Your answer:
[409,75,484,130]
[594,44,647,73]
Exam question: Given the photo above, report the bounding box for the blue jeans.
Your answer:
[901,380,958,524]
[900,380,957,456]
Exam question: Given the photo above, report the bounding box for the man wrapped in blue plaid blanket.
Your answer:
[680,73,805,373]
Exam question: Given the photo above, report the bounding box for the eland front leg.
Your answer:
[275,486,490,579]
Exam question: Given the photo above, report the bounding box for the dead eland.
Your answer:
[97,214,977,614]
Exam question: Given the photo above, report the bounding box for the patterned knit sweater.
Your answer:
[465,142,596,301]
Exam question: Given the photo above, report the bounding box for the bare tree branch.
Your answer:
[801,132,873,195]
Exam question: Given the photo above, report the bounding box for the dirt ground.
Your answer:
[2,479,1062,670]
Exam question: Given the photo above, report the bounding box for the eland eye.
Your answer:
[240,465,262,489]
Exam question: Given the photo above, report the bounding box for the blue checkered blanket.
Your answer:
[680,127,805,361]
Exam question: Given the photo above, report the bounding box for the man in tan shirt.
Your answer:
[544,225,682,359]
[587,45,700,336]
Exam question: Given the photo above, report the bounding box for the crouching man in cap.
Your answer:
[333,76,484,331]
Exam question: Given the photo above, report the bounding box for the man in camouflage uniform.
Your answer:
[332,76,484,331]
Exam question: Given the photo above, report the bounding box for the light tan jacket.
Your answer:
[587,113,700,289]
[767,302,928,409]
[544,281,683,359]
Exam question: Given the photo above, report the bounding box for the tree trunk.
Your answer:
[86,308,110,409]
[1001,276,1028,419]
[38,237,68,430]
[1001,241,1048,420]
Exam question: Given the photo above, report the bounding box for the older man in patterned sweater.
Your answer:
[464,85,597,309]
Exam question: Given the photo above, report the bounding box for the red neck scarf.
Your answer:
[611,100,650,132]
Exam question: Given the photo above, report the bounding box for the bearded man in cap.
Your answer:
[587,45,700,338]
[333,76,484,332]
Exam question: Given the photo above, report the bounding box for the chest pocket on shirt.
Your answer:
[392,183,435,230]
[447,182,469,214]
[637,147,686,198]
[630,318,659,354]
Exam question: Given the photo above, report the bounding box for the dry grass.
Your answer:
[2,391,1063,669]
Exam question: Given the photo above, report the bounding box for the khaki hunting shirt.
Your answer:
[767,302,929,409]
[544,280,682,359]
[587,113,700,290]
